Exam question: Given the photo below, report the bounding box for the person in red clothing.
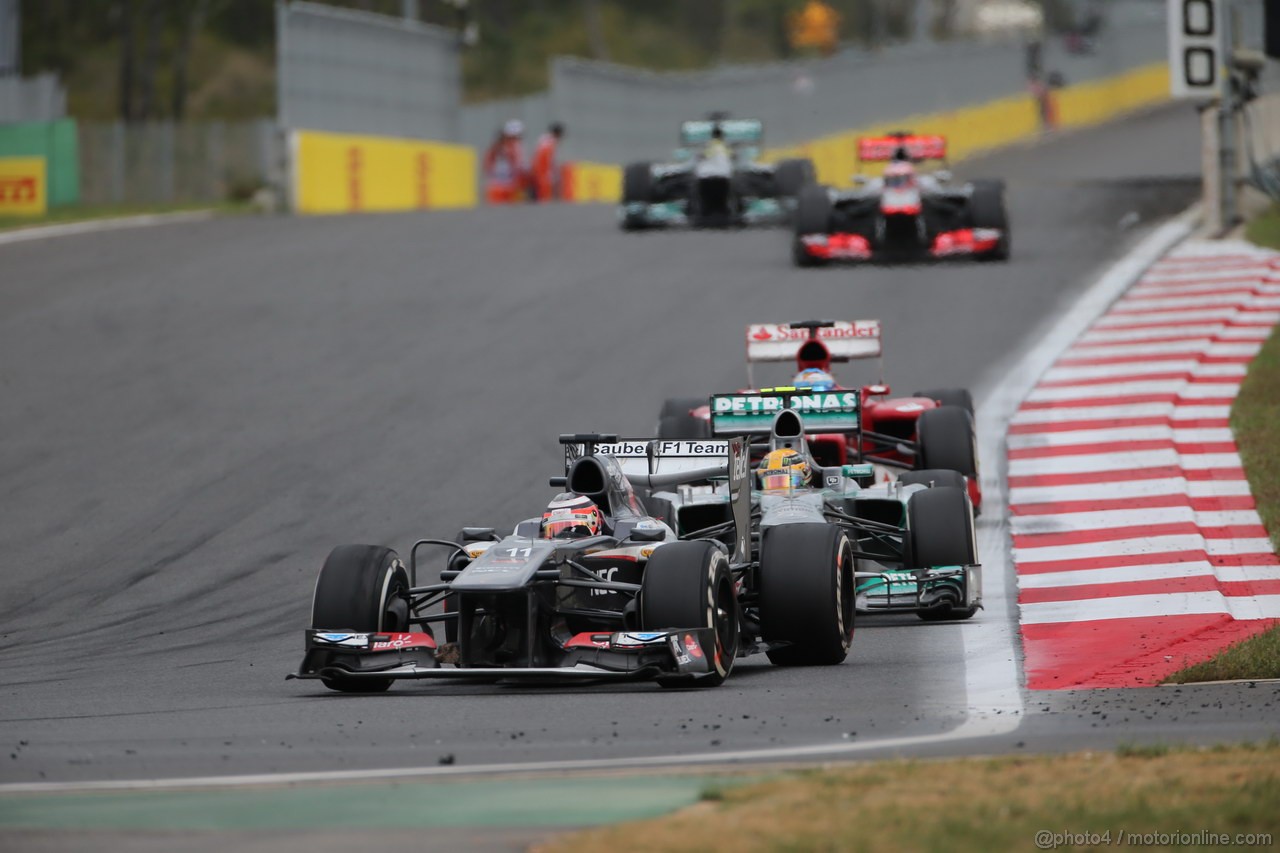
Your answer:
[483,119,527,204]
[531,122,565,202]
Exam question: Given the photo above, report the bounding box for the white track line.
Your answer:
[0,211,217,246]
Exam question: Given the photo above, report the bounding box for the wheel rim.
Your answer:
[835,538,854,649]
[711,571,738,673]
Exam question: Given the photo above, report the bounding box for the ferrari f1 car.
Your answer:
[647,392,982,622]
[293,432,866,691]
[793,132,1010,265]
[656,319,982,511]
[620,118,816,230]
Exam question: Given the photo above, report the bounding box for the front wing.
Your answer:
[620,197,791,228]
[797,228,1004,262]
[854,564,982,615]
[290,627,721,685]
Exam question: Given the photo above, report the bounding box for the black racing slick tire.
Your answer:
[623,162,653,203]
[658,414,711,439]
[759,524,855,666]
[912,387,974,416]
[793,184,832,267]
[907,486,978,621]
[970,179,1010,260]
[774,158,817,198]
[916,405,978,479]
[641,542,738,688]
[311,545,412,693]
[660,397,707,419]
[657,397,711,438]
[622,162,654,230]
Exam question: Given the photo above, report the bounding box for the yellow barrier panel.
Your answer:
[765,62,1169,187]
[1054,64,1170,130]
[292,129,476,214]
[0,156,48,216]
[564,161,622,203]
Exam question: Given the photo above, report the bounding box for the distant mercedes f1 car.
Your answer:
[656,319,982,511]
[793,133,1010,266]
[620,118,816,229]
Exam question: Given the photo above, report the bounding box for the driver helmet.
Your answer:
[793,368,837,392]
[884,160,916,189]
[541,493,602,539]
[757,448,812,492]
[503,119,525,137]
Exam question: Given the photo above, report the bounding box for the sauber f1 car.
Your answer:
[793,133,1010,266]
[656,319,982,511]
[620,118,816,230]
[292,435,752,692]
[647,392,982,622]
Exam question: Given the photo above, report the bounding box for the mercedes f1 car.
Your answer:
[792,133,1010,265]
[620,118,816,230]
[648,392,982,622]
[656,319,982,511]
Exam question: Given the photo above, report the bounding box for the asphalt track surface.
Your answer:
[2,103,1275,802]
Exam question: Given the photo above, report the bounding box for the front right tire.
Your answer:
[641,542,738,688]
[759,524,855,666]
[311,544,411,693]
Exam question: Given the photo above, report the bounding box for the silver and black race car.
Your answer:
[620,118,816,230]
[291,434,752,692]
[793,132,1010,266]
[648,390,983,623]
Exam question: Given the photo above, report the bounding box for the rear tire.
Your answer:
[658,413,710,439]
[774,158,816,198]
[911,387,974,415]
[759,524,854,666]
[908,486,978,621]
[970,180,1010,260]
[311,545,411,693]
[916,405,977,479]
[660,397,707,419]
[641,542,738,687]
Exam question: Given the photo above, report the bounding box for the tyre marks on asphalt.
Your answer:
[1009,239,1280,689]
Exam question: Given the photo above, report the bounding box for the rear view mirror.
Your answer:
[866,384,891,396]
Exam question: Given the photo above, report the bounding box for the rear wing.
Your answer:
[858,134,946,163]
[745,319,882,387]
[710,390,860,437]
[680,118,764,147]
[747,320,882,362]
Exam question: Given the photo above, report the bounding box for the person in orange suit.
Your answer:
[531,122,565,202]
[483,119,527,204]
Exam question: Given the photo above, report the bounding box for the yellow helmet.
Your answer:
[757,448,812,492]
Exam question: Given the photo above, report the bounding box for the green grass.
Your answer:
[542,745,1280,852]
[0,201,251,233]
[1165,628,1280,683]
[1245,204,1280,251]
[1162,209,1280,684]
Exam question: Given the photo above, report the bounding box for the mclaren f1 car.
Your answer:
[793,133,1010,266]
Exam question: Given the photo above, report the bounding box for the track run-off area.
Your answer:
[1,103,1277,812]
